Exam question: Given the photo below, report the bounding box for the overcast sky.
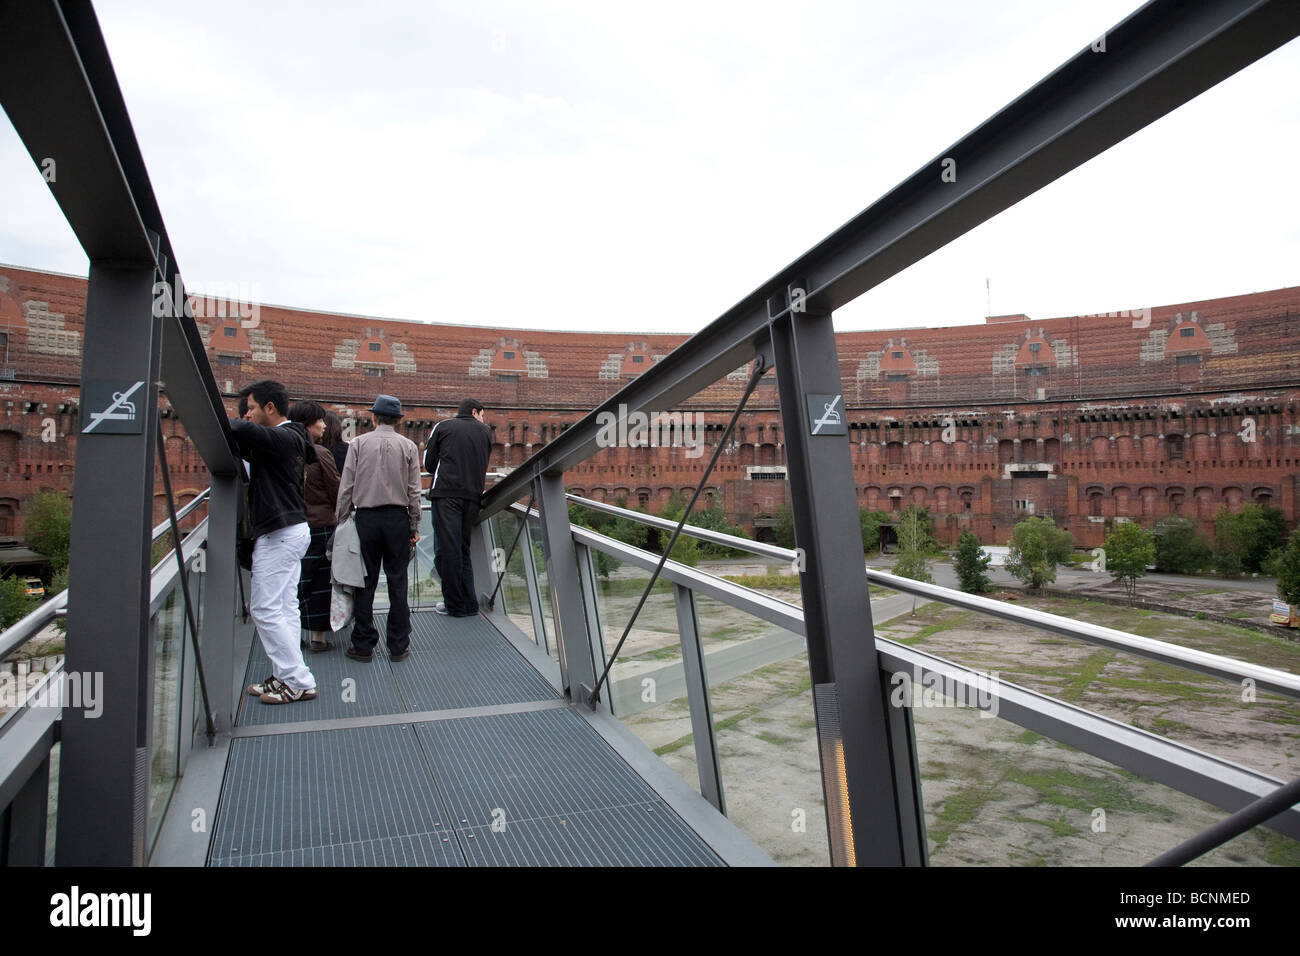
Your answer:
[2,1,1297,335]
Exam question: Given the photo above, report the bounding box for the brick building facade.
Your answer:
[1,262,1297,550]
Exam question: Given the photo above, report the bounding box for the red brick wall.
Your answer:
[1,263,1296,549]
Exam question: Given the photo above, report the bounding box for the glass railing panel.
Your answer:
[694,593,830,866]
[148,584,186,851]
[369,507,435,612]
[876,595,1300,784]
[590,560,700,794]
[904,681,1300,866]
[408,504,436,610]
[491,511,539,645]
[528,518,556,661]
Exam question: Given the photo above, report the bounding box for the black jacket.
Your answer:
[230,419,318,537]
[424,413,491,500]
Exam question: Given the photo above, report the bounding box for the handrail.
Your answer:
[566,493,794,562]
[0,589,68,662]
[150,486,210,543]
[554,502,1300,701]
[1,515,210,663]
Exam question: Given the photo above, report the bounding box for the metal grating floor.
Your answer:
[214,609,725,866]
[237,619,404,726]
[210,723,464,867]
[392,613,559,711]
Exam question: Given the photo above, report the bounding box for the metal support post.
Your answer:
[769,284,923,866]
[58,265,163,866]
[3,755,51,866]
[673,583,725,814]
[535,470,597,705]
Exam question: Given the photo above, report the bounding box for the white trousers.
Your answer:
[250,522,315,691]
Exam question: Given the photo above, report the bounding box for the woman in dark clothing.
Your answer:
[290,401,341,651]
[322,410,350,476]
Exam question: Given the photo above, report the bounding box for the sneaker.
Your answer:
[259,682,318,705]
[434,602,449,616]
[247,675,282,697]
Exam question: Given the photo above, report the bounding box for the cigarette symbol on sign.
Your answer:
[85,380,144,433]
[812,395,842,434]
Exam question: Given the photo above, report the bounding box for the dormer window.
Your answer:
[223,327,237,337]
[1179,327,1195,337]
[632,355,644,364]
[369,342,381,352]
[1028,342,1041,354]
[503,351,515,360]
[892,351,903,359]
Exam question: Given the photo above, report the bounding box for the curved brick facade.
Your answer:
[1,263,1297,548]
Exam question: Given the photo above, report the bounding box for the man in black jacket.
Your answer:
[424,398,492,617]
[229,380,319,704]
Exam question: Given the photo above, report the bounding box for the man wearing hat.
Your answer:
[335,394,422,662]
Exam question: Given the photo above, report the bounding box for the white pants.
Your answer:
[250,523,315,691]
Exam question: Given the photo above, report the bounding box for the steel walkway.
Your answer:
[209,610,727,866]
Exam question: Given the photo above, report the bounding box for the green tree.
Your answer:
[652,494,699,567]
[1104,521,1156,604]
[689,502,752,558]
[1153,516,1210,573]
[860,509,890,554]
[0,575,39,629]
[1004,517,1075,592]
[953,530,992,594]
[1276,529,1300,607]
[1214,504,1289,575]
[23,490,72,571]
[773,505,796,550]
[892,507,935,585]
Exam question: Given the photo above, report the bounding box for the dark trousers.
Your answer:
[351,506,411,654]
[433,496,480,615]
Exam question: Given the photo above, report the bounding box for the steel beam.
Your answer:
[481,0,1300,519]
[770,297,919,865]
[57,265,162,866]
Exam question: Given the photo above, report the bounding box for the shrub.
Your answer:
[23,490,73,572]
[1153,516,1210,573]
[1004,517,1075,592]
[953,530,992,594]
